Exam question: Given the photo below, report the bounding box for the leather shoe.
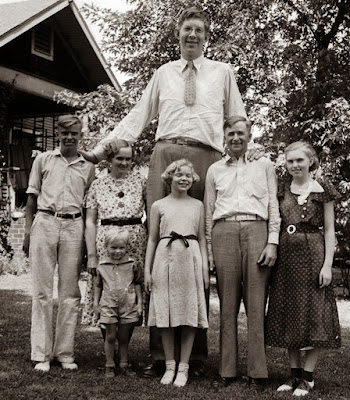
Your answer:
[142,361,165,378]
[212,376,236,388]
[189,360,205,377]
[248,377,265,392]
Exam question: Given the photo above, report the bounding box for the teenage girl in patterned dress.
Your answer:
[265,141,341,397]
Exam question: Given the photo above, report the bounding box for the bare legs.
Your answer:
[104,323,135,371]
[160,326,196,386]
[289,348,321,374]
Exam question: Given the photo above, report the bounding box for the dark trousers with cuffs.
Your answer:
[147,141,222,362]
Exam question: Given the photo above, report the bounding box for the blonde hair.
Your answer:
[57,114,82,129]
[161,159,200,185]
[104,227,130,246]
[285,141,319,171]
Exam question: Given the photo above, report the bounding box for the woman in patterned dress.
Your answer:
[265,141,341,397]
[82,139,147,327]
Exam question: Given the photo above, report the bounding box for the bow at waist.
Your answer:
[160,231,198,247]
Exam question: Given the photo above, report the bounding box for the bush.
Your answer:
[0,252,29,276]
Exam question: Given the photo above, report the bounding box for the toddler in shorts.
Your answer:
[94,227,143,377]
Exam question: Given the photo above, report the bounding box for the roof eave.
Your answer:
[0,0,69,48]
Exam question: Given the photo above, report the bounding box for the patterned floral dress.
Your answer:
[265,178,341,349]
[81,169,147,326]
[147,197,208,329]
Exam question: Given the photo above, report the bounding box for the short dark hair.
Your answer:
[224,116,252,132]
[177,6,210,33]
[106,139,134,161]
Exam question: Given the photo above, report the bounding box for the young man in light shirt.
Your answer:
[24,115,95,372]
[204,116,281,391]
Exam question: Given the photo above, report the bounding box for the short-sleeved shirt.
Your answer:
[27,148,95,213]
[97,256,141,320]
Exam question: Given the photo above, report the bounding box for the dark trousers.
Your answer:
[146,141,222,361]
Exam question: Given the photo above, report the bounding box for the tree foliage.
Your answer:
[55,0,350,241]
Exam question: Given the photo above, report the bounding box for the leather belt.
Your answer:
[224,214,264,222]
[38,209,82,219]
[283,224,321,235]
[159,138,212,149]
[100,218,142,226]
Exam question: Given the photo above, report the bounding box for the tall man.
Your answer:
[204,116,281,391]
[24,115,95,372]
[81,6,249,377]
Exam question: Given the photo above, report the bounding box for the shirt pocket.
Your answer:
[246,177,268,199]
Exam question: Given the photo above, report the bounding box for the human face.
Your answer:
[107,239,128,262]
[285,149,312,180]
[225,121,252,159]
[111,147,132,175]
[57,123,83,154]
[171,165,194,193]
[177,18,209,61]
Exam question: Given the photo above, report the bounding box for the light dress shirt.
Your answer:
[27,148,95,213]
[93,55,246,160]
[204,154,281,254]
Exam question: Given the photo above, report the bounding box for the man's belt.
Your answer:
[224,214,265,222]
[100,218,142,226]
[159,138,212,149]
[38,209,82,219]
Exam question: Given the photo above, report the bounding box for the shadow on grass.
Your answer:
[0,286,349,400]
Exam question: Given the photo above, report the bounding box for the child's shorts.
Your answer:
[99,304,139,325]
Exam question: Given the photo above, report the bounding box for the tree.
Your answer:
[55,0,350,240]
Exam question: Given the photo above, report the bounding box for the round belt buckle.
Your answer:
[287,224,296,235]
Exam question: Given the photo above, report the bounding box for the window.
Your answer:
[31,23,54,61]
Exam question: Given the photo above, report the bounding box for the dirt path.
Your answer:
[1,272,350,328]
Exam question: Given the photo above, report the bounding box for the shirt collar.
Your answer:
[180,55,205,72]
[225,152,248,165]
[99,256,134,266]
[54,147,86,163]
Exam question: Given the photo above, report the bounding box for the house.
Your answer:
[0,0,120,254]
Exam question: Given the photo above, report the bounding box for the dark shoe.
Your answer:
[189,360,205,377]
[119,365,137,377]
[212,376,236,389]
[105,367,115,378]
[248,377,265,392]
[142,361,165,378]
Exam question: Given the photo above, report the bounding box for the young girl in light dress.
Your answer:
[265,141,341,397]
[144,159,209,387]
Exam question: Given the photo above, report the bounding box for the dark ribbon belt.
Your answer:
[38,209,81,219]
[101,218,142,226]
[160,231,198,247]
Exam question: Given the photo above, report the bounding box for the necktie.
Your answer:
[184,60,196,106]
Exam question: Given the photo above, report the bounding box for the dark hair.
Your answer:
[161,159,200,185]
[106,139,134,161]
[57,115,82,129]
[177,6,210,33]
[224,116,252,132]
[285,141,320,171]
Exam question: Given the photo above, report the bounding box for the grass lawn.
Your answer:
[0,273,349,400]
